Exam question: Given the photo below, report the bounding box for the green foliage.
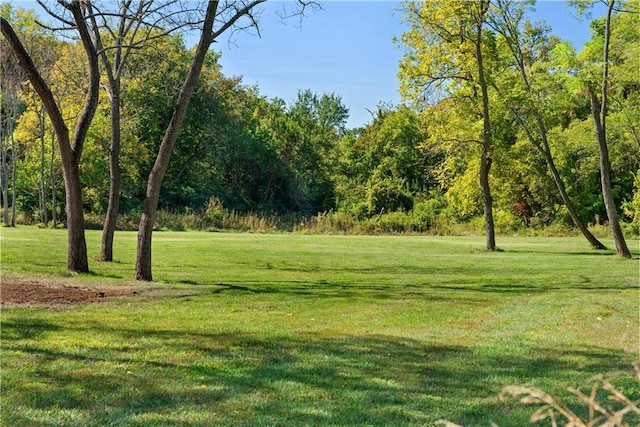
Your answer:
[630,169,640,233]
[366,177,414,215]
[335,106,428,217]
[4,2,639,240]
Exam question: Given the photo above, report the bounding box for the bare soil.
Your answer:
[0,276,138,306]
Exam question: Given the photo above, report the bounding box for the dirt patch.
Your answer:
[0,276,138,306]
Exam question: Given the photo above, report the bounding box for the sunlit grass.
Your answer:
[1,226,638,426]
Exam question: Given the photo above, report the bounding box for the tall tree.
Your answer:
[335,106,426,216]
[1,0,100,272]
[489,0,607,249]
[399,0,497,250]
[135,0,296,281]
[586,0,631,257]
[256,89,348,213]
[87,0,207,262]
[568,0,633,257]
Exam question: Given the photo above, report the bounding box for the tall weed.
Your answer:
[502,362,640,426]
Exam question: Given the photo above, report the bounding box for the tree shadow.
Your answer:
[2,319,638,426]
[179,275,638,301]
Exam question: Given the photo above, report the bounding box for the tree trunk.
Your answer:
[135,0,219,281]
[475,1,496,251]
[589,0,631,259]
[10,132,16,227]
[91,0,124,263]
[50,132,57,227]
[101,85,121,261]
[1,136,9,225]
[542,148,606,249]
[513,111,608,249]
[39,107,48,224]
[64,163,88,272]
[136,187,160,281]
[479,150,496,250]
[1,1,99,272]
[590,91,631,258]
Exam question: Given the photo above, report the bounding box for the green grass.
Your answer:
[1,226,639,426]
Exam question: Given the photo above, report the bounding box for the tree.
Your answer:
[0,5,47,226]
[86,0,210,262]
[587,0,631,258]
[335,106,427,216]
[0,22,23,226]
[135,0,319,281]
[399,0,497,250]
[1,0,100,272]
[488,0,607,249]
[569,0,633,257]
[254,89,348,213]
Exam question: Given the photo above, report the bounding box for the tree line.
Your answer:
[1,0,637,280]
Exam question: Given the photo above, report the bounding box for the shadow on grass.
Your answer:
[2,319,638,426]
[1,317,61,340]
[194,278,638,301]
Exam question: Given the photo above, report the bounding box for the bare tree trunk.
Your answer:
[101,84,121,261]
[90,1,125,263]
[10,131,16,227]
[50,132,57,227]
[479,150,495,250]
[62,162,88,270]
[1,137,8,225]
[589,0,631,259]
[590,90,630,257]
[475,1,496,251]
[39,106,48,224]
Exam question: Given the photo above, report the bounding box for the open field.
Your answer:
[1,227,639,426]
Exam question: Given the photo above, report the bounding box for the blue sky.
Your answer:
[213,1,601,128]
[14,0,602,129]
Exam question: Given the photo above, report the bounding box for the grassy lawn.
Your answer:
[1,226,638,426]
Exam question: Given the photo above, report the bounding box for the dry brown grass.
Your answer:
[501,362,640,427]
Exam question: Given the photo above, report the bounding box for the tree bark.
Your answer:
[100,84,121,261]
[589,0,631,258]
[91,0,127,262]
[135,0,220,281]
[589,89,631,258]
[39,106,48,224]
[475,1,496,251]
[1,126,9,225]
[50,132,57,227]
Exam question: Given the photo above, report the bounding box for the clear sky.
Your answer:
[212,1,601,129]
[13,0,602,129]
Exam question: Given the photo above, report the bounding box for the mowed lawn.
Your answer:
[1,226,638,426]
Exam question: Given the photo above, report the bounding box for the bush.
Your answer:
[493,209,522,234]
[204,196,225,229]
[412,198,446,232]
[373,211,411,234]
[366,179,414,215]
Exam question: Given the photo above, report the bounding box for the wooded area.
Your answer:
[1,1,638,278]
